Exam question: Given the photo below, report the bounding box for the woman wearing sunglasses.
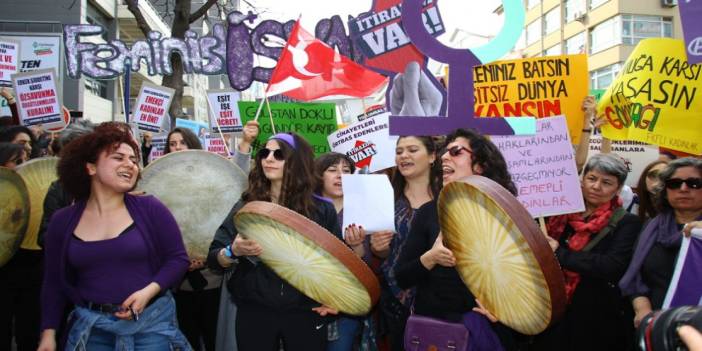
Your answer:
[634,160,669,224]
[395,128,519,350]
[620,157,702,328]
[207,132,341,351]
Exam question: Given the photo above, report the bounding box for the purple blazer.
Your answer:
[40,194,189,330]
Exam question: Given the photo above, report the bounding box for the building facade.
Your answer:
[521,0,682,89]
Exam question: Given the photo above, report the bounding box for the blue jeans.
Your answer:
[86,326,170,351]
[327,317,361,351]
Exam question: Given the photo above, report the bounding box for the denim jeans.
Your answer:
[65,292,191,351]
[327,317,361,351]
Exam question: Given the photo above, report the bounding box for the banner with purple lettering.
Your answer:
[663,232,702,308]
[678,0,702,64]
[492,116,585,218]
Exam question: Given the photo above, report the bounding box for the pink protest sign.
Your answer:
[492,116,585,218]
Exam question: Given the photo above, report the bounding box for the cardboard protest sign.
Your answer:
[207,89,243,134]
[597,38,702,155]
[678,0,702,65]
[11,68,63,129]
[0,38,20,87]
[492,116,585,218]
[662,233,702,308]
[473,54,589,143]
[133,82,174,132]
[588,89,660,187]
[148,133,168,163]
[327,113,398,173]
[204,134,229,157]
[238,101,337,157]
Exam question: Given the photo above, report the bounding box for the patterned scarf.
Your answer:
[547,197,622,302]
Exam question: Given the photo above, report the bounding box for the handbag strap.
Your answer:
[582,208,627,252]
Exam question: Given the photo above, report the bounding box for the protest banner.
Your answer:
[238,101,337,156]
[662,232,702,308]
[472,54,589,143]
[588,89,660,187]
[597,38,702,155]
[175,118,209,146]
[0,38,20,87]
[148,133,168,163]
[133,82,174,132]
[492,116,585,218]
[11,68,63,129]
[204,134,229,157]
[207,89,243,134]
[327,113,398,173]
[678,0,702,65]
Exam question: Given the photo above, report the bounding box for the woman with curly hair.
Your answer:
[207,132,341,351]
[37,123,190,351]
[395,128,518,350]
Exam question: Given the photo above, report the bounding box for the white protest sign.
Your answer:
[207,89,243,134]
[133,82,174,132]
[11,68,63,129]
[588,133,660,187]
[492,116,585,218]
[342,174,395,234]
[327,113,398,173]
[0,38,20,87]
[204,134,229,156]
[148,133,168,163]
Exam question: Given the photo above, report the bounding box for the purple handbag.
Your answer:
[404,314,470,351]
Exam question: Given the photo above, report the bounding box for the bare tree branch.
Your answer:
[189,0,218,24]
[124,0,153,37]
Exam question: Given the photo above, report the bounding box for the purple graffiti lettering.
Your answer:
[251,19,287,84]
[226,11,255,90]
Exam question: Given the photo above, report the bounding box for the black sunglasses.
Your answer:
[665,178,702,190]
[443,145,472,157]
[258,148,285,161]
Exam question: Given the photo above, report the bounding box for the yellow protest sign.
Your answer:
[472,54,589,143]
[596,38,702,155]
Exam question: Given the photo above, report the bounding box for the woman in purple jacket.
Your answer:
[37,123,190,351]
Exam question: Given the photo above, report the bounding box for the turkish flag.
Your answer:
[267,20,388,101]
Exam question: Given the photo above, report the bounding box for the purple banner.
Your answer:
[663,234,702,308]
[678,0,702,65]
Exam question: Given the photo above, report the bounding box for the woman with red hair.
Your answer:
[37,123,190,351]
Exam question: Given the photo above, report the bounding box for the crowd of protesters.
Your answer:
[0,86,700,351]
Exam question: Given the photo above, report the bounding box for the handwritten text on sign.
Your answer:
[11,68,63,129]
[207,89,243,134]
[133,83,174,132]
[492,116,585,218]
[0,38,20,87]
[473,54,589,143]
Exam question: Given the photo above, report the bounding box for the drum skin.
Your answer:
[234,201,380,316]
[0,168,30,267]
[438,175,566,335]
[16,157,59,250]
[137,150,248,260]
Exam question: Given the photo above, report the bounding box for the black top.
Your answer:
[207,198,340,311]
[532,212,642,351]
[394,200,476,322]
[641,240,680,309]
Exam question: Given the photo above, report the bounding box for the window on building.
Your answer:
[564,0,586,22]
[589,16,622,54]
[590,0,610,10]
[527,0,541,9]
[526,19,542,46]
[543,6,561,35]
[622,15,673,45]
[544,45,562,56]
[590,63,622,89]
[565,32,586,54]
[85,78,108,99]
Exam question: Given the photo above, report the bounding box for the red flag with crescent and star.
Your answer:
[266,20,388,101]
